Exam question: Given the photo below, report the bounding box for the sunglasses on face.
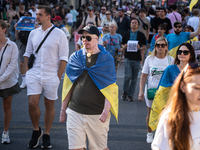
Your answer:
[106,13,110,15]
[80,36,97,41]
[155,44,166,48]
[177,50,190,55]
[174,26,181,28]
[182,62,200,80]
[87,9,92,12]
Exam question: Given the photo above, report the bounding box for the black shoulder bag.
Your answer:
[0,44,8,68]
[139,17,148,30]
[28,26,55,69]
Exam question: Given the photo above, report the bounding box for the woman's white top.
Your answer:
[0,38,19,89]
[152,109,200,150]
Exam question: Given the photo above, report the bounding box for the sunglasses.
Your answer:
[80,36,97,41]
[174,26,181,28]
[182,63,200,80]
[87,9,92,12]
[177,50,190,55]
[106,13,110,15]
[155,44,166,48]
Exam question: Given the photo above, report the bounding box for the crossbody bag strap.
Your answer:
[172,12,178,21]
[0,44,8,68]
[35,26,55,54]
[138,17,148,27]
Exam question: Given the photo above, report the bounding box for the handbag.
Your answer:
[28,26,55,69]
[139,17,148,30]
[147,88,157,100]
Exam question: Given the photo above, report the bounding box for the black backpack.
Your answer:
[18,31,30,45]
[149,16,154,32]
[84,15,98,26]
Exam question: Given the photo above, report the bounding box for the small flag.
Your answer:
[189,0,198,11]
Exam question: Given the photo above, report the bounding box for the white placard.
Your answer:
[127,40,139,52]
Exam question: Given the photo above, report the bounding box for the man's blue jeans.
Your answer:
[123,58,140,96]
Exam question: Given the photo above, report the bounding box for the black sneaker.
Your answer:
[28,127,43,148]
[41,134,52,149]
[128,96,134,102]
[121,92,128,101]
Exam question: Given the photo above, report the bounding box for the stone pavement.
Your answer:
[0,39,152,150]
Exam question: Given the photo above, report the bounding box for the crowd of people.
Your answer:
[0,1,200,150]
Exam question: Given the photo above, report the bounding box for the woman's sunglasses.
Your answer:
[155,44,166,48]
[177,50,190,55]
[80,36,97,41]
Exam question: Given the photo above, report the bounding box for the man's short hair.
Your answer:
[118,8,124,12]
[160,7,166,13]
[174,21,182,27]
[37,5,53,18]
[170,5,177,11]
[192,9,199,16]
[131,18,140,26]
[30,3,35,7]
[148,8,155,15]
[156,7,161,10]
[158,24,166,30]
[138,8,146,13]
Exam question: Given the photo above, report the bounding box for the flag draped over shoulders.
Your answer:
[149,65,180,131]
[62,45,119,121]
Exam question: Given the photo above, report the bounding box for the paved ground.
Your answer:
[0,39,152,150]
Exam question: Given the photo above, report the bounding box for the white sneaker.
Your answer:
[1,131,10,144]
[146,133,153,143]
[20,78,26,88]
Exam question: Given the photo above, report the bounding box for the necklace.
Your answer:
[86,48,100,57]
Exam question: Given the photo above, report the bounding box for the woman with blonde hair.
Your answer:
[152,62,200,150]
[138,37,174,143]
[102,21,122,73]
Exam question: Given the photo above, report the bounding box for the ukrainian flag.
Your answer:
[62,45,119,121]
[168,37,198,58]
[189,0,198,11]
[149,65,180,131]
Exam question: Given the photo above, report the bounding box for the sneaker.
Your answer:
[20,78,26,88]
[1,131,10,144]
[28,127,43,148]
[128,96,134,102]
[41,134,52,149]
[146,133,153,143]
[121,92,128,101]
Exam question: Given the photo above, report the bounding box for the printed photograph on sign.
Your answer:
[16,17,36,31]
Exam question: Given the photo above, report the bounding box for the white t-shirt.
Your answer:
[142,55,174,89]
[65,13,73,23]
[152,109,200,150]
[28,9,37,18]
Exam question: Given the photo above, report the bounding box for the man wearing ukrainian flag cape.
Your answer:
[59,25,118,150]
[166,21,200,58]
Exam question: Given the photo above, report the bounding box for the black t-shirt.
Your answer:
[69,53,105,115]
[153,17,172,34]
[122,31,146,61]
[116,16,130,37]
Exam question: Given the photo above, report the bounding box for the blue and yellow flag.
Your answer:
[62,45,119,121]
[189,0,198,11]
[149,65,180,131]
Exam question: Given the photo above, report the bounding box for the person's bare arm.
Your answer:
[14,23,20,40]
[138,73,148,102]
[24,56,29,72]
[60,87,73,123]
[99,98,111,123]
[189,17,200,39]
[57,60,67,80]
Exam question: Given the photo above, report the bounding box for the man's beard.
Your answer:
[174,30,181,35]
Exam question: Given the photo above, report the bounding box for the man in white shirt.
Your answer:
[28,3,37,18]
[187,9,199,31]
[100,6,107,20]
[24,5,69,149]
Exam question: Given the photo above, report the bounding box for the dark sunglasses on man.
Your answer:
[174,25,182,28]
[80,36,97,41]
